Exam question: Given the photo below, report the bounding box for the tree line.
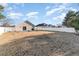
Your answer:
[63,10,79,30]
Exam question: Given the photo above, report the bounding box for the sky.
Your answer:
[0,3,79,26]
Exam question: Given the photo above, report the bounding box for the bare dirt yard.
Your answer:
[0,31,79,56]
[0,31,53,45]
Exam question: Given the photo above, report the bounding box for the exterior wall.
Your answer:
[14,22,33,31]
[34,27,76,33]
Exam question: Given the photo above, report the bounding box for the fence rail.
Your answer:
[34,27,76,33]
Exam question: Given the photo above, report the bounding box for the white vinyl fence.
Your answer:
[34,27,76,33]
[0,27,14,35]
[0,27,5,35]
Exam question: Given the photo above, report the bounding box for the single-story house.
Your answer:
[0,20,34,35]
[14,20,34,31]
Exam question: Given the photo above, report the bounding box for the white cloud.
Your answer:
[7,12,23,19]
[46,4,67,16]
[46,4,78,16]
[46,4,68,16]
[7,7,13,11]
[53,13,66,21]
[26,12,38,16]
[52,13,66,25]
[69,7,78,11]
[26,12,39,18]
[45,6,50,10]
[46,8,62,16]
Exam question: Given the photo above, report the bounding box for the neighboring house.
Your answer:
[0,20,34,35]
[14,21,34,31]
[36,23,56,28]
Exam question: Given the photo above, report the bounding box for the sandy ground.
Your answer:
[0,31,54,45]
[0,31,78,56]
